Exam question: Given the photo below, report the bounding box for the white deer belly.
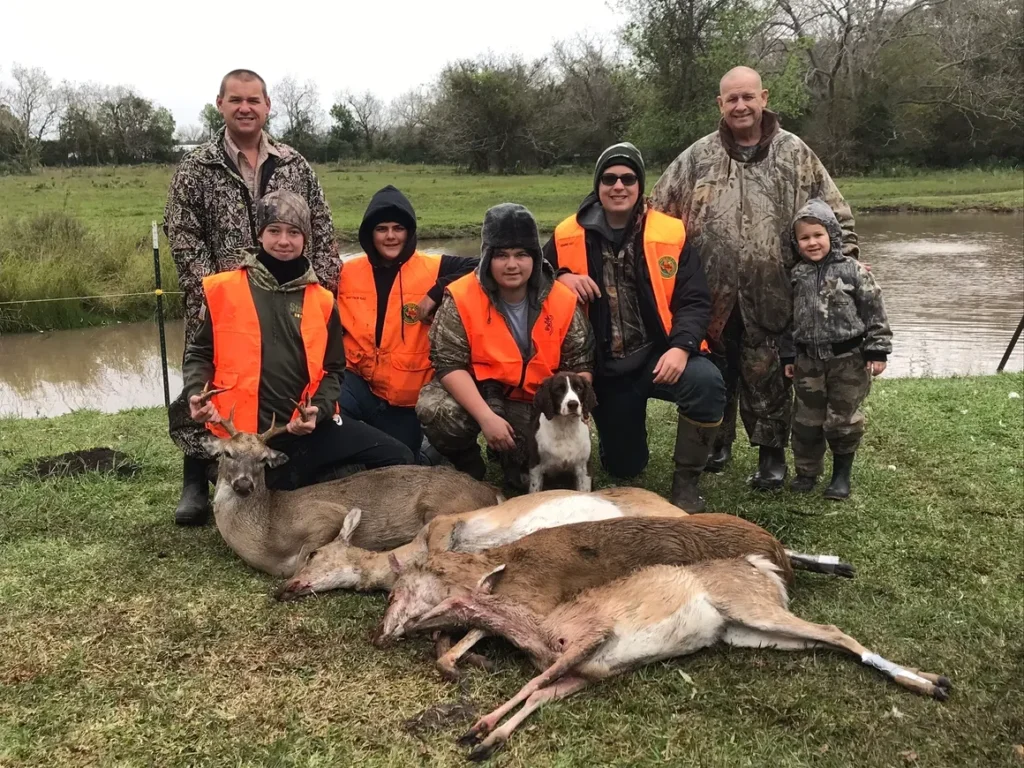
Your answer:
[456,495,623,552]
[580,594,724,678]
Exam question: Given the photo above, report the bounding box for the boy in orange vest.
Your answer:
[179,190,413,523]
[542,143,726,512]
[416,203,595,488]
[337,186,477,456]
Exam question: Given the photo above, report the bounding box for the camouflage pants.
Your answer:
[415,379,533,476]
[710,305,793,449]
[168,303,212,460]
[791,351,871,477]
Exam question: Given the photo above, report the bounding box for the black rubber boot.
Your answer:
[704,443,732,473]
[824,452,854,500]
[174,456,213,526]
[670,419,719,513]
[750,445,787,491]
[450,447,487,481]
[790,474,818,493]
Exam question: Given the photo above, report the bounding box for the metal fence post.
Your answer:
[152,221,171,408]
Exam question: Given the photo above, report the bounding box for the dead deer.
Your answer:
[201,409,501,577]
[275,487,690,600]
[411,557,951,760]
[373,514,850,672]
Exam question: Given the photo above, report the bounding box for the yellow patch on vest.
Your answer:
[658,255,678,279]
[401,302,419,325]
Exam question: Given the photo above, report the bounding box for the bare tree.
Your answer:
[341,90,391,154]
[272,76,324,136]
[0,64,64,170]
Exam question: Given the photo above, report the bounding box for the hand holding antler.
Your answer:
[189,381,227,424]
[287,393,318,436]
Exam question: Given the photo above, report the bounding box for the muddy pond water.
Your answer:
[1,213,1021,418]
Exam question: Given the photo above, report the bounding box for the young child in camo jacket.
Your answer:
[782,199,892,500]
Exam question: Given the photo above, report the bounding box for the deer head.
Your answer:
[201,408,289,498]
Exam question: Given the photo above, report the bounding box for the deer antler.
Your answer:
[258,413,290,444]
[292,392,313,423]
[217,405,239,438]
[197,380,230,406]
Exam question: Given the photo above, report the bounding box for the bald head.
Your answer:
[720,66,762,94]
[716,66,769,142]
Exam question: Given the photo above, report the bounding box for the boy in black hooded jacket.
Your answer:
[337,185,477,456]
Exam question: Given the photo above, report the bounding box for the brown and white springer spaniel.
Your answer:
[526,372,597,493]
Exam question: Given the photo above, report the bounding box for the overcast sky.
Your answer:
[6,0,625,130]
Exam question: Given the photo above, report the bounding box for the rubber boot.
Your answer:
[704,443,732,473]
[790,474,818,493]
[824,452,854,500]
[450,447,486,481]
[670,419,719,513]
[175,455,213,526]
[750,445,787,491]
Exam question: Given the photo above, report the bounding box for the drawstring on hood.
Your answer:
[791,198,844,265]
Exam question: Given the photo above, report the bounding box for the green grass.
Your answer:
[0,165,1019,333]
[1,374,1022,767]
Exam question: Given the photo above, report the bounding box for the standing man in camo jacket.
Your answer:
[163,68,339,526]
[651,66,858,491]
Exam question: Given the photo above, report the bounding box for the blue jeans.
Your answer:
[339,373,424,455]
[593,351,726,479]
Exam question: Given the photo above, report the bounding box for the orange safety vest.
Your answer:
[553,209,710,353]
[446,273,578,402]
[337,252,441,407]
[203,269,335,438]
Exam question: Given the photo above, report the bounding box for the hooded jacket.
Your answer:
[786,199,892,363]
[348,185,478,348]
[429,204,594,385]
[650,112,859,346]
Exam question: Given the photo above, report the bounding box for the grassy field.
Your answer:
[0,165,1020,333]
[1,374,1022,767]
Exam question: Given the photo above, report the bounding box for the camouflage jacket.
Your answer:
[163,128,338,344]
[650,112,857,346]
[788,200,891,362]
[429,260,594,384]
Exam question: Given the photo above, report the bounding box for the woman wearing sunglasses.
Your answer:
[542,142,725,513]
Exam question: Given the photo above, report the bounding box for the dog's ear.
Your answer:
[534,379,557,420]
[580,376,598,416]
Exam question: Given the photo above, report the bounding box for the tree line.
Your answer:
[2,0,1020,175]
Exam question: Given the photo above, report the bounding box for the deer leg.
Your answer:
[433,631,452,658]
[436,628,490,680]
[415,593,553,663]
[528,466,543,493]
[722,603,951,700]
[467,675,589,762]
[460,623,610,745]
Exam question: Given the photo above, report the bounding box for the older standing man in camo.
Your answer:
[651,66,858,491]
[164,68,339,526]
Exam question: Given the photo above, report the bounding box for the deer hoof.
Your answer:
[468,738,504,762]
[937,675,953,692]
[437,662,461,683]
[457,727,485,747]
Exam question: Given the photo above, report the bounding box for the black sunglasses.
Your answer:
[599,172,639,187]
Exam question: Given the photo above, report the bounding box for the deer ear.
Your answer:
[264,448,289,468]
[201,434,225,457]
[388,553,403,575]
[338,507,362,545]
[475,564,506,594]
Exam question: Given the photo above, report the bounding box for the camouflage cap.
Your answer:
[257,189,311,242]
